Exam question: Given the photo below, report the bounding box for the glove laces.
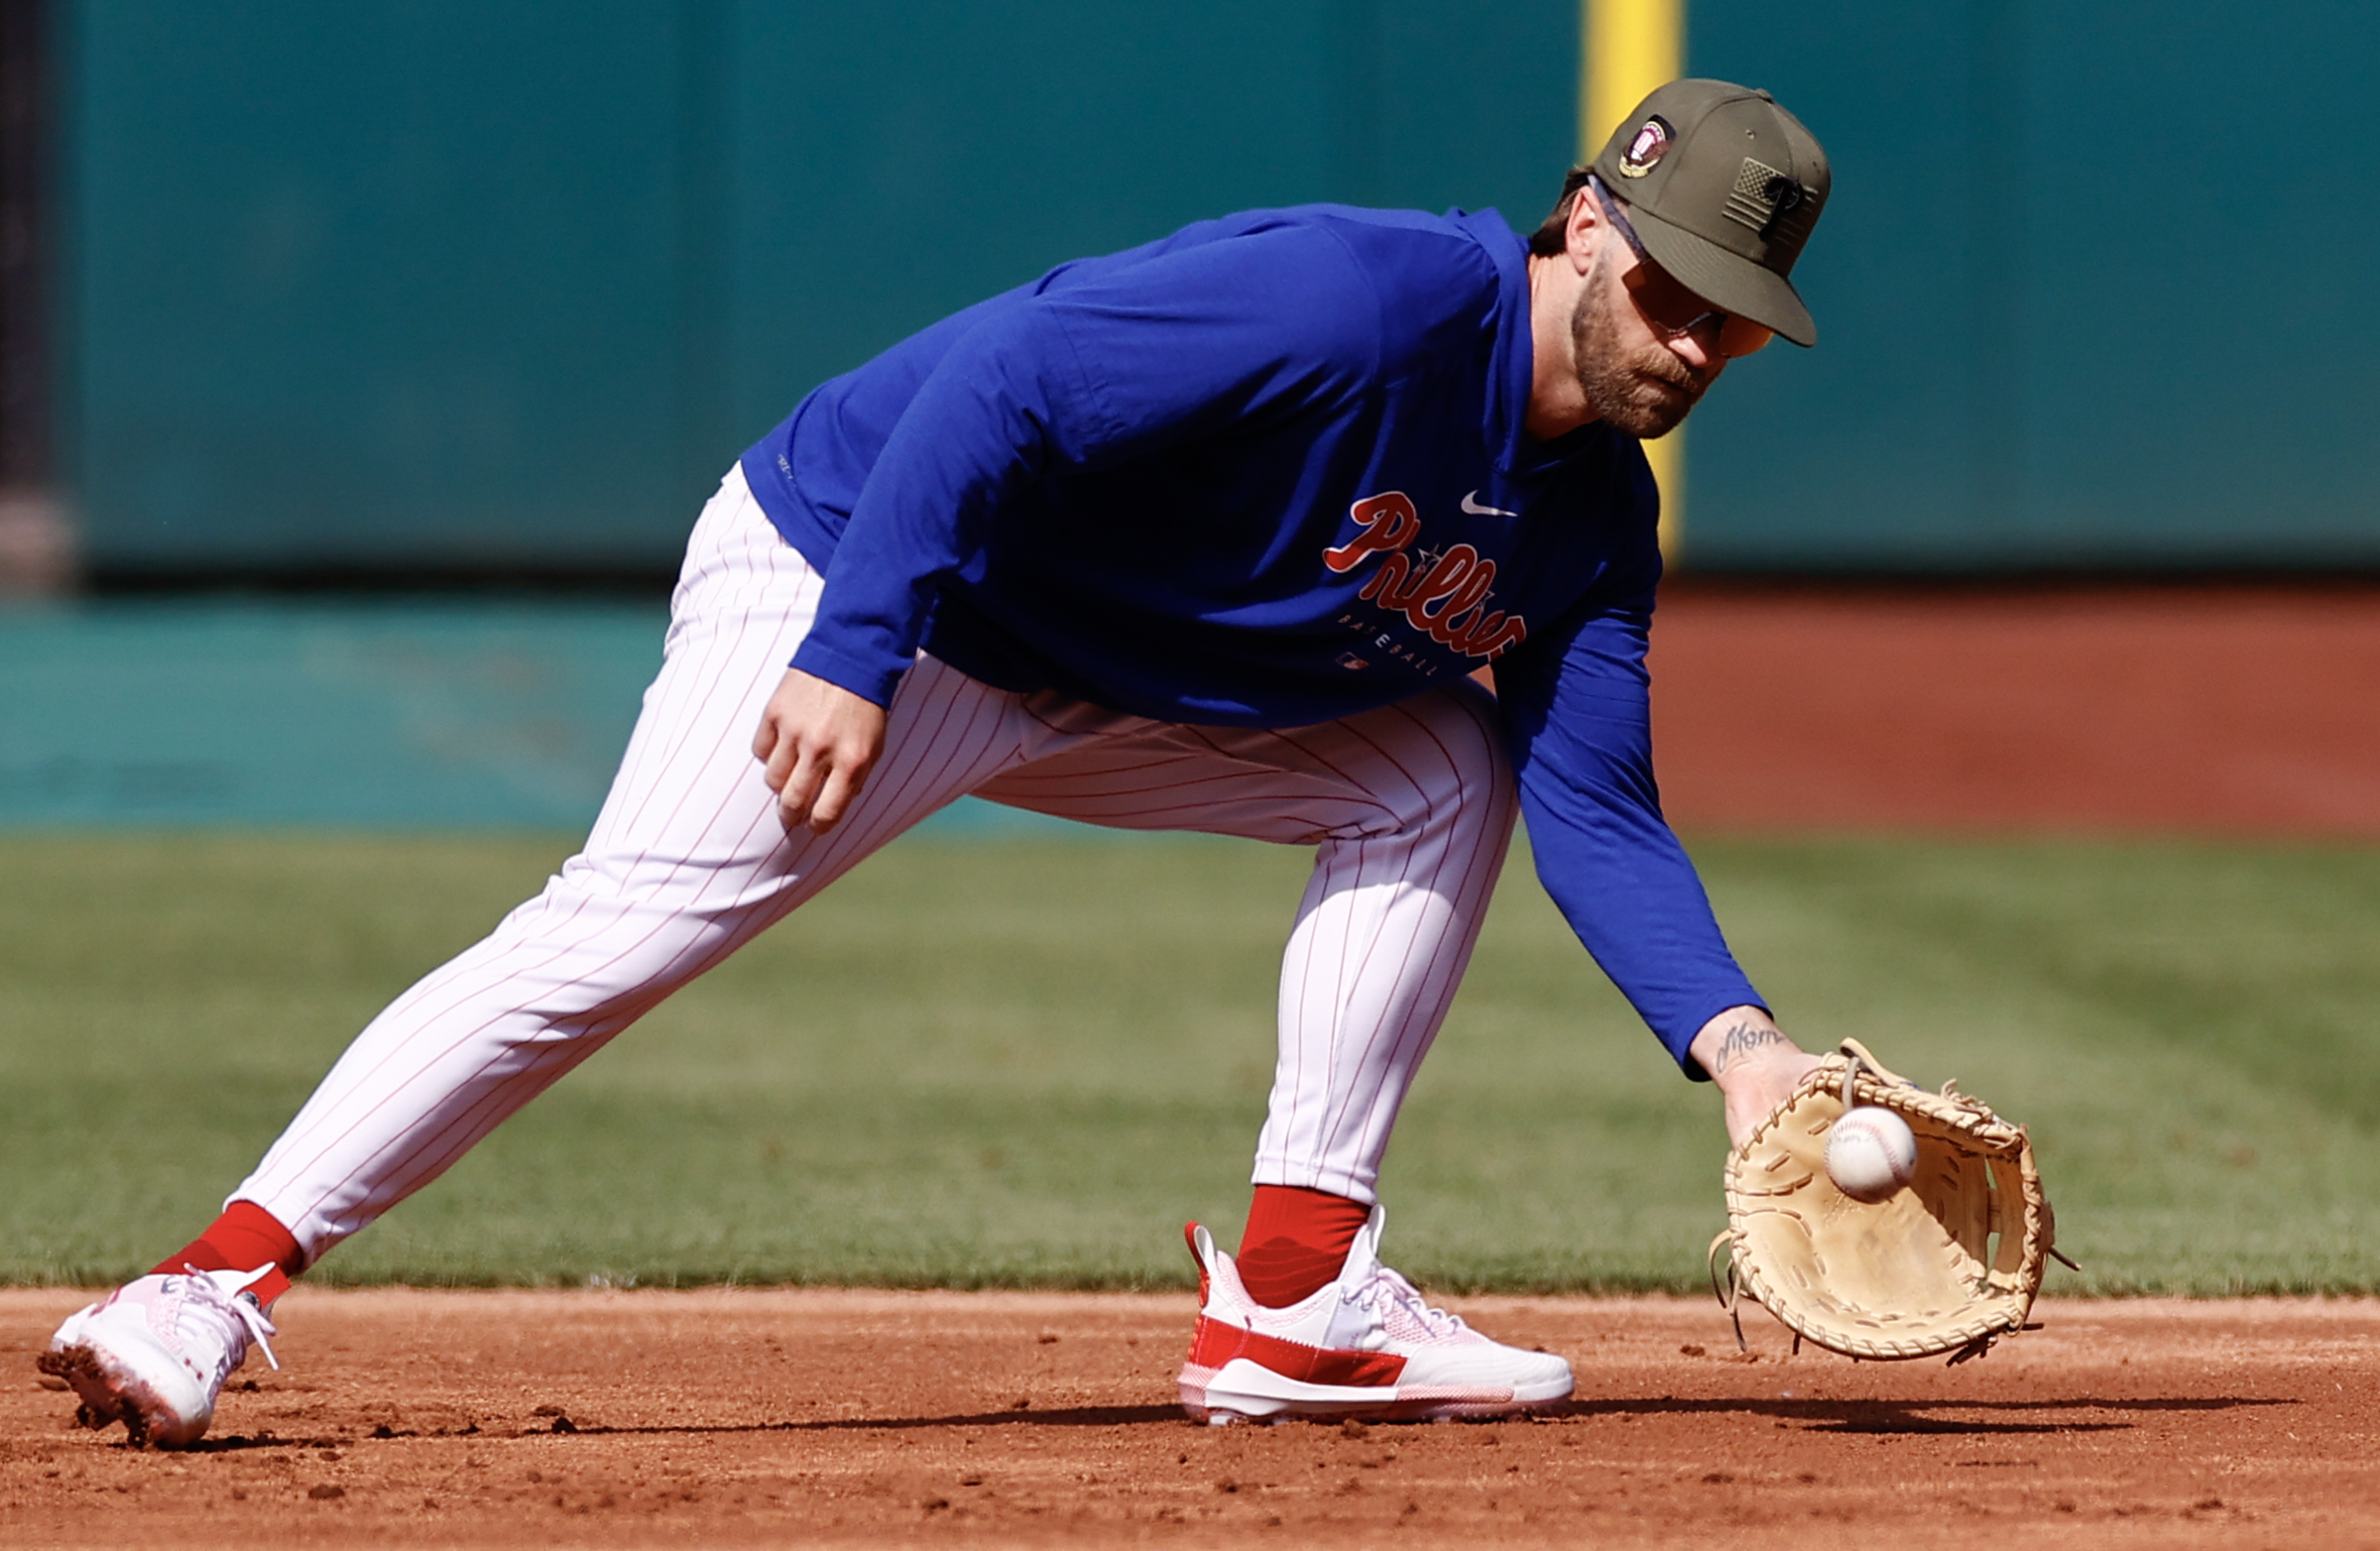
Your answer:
[181,1264,282,1372]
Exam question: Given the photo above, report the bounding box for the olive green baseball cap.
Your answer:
[1593,78,1830,346]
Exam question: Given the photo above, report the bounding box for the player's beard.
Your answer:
[1571,250,1709,440]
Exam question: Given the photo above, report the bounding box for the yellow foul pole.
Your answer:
[1584,0,1685,557]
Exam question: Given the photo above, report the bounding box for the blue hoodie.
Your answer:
[742,204,1761,1072]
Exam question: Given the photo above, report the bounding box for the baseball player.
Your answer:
[42,79,1832,1442]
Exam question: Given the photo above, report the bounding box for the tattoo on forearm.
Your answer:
[1711,1020,1783,1074]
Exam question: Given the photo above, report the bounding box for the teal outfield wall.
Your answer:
[50,1,2380,574]
[0,599,1081,834]
[1684,0,2380,569]
[56,0,1572,574]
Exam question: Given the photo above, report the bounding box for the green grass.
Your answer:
[2,831,2377,1295]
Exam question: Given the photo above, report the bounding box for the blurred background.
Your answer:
[1,2,2377,1292]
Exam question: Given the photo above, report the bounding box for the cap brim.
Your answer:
[1624,202,1817,347]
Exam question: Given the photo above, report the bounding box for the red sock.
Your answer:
[1235,1185,1370,1308]
[153,1201,300,1308]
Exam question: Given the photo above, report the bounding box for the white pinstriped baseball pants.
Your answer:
[234,468,1517,1267]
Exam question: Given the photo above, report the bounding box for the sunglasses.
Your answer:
[1592,181,1775,359]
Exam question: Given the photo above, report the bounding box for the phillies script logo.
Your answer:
[1321,492,1529,660]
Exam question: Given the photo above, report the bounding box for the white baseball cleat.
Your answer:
[1176,1206,1572,1424]
[37,1265,281,1448]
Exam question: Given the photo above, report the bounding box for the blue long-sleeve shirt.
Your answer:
[742,203,1761,1073]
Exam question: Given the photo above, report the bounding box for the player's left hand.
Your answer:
[1688,1008,1826,1149]
[752,668,889,833]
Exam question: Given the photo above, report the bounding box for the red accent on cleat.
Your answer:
[1186,1314,1406,1388]
[1183,1223,1211,1306]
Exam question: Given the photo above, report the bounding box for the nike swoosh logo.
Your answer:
[1461,490,1519,518]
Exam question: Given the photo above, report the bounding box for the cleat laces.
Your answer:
[179,1265,282,1373]
[1351,1265,1470,1342]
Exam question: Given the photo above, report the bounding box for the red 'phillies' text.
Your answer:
[1321,492,1529,661]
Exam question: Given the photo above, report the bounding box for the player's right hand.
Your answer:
[752,668,889,833]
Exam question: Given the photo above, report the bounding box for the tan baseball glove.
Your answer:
[1708,1038,2072,1364]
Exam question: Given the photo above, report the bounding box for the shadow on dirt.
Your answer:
[173,1392,2295,1451]
[1570,1395,2297,1435]
[178,1403,1188,1450]
[584,1404,1192,1434]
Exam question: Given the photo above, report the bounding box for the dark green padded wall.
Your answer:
[58,2,2380,572]
[1685,0,2380,567]
[61,0,1575,571]
[64,2,691,567]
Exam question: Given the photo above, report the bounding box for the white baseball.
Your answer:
[1827,1106,1918,1202]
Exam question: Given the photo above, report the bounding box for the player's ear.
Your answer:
[1563,182,1607,275]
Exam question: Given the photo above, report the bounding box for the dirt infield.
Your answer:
[1649,585,2380,834]
[6,1288,2376,1548]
